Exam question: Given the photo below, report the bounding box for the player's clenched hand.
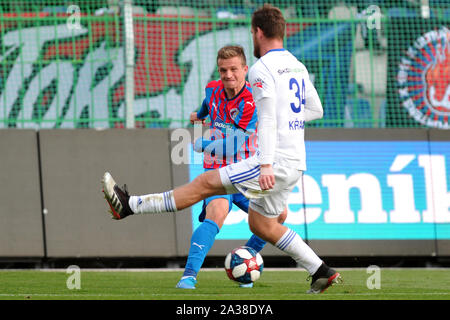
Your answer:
[190,112,205,125]
[259,164,275,190]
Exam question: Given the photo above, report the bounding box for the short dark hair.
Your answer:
[251,4,286,40]
[217,45,247,66]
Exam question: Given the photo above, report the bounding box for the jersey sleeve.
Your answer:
[249,61,275,102]
[194,128,248,157]
[198,80,219,119]
[232,92,257,133]
[255,96,277,165]
[304,77,324,122]
[196,98,209,119]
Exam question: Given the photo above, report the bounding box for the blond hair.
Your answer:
[216,45,247,66]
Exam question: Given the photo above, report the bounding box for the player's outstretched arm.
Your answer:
[193,129,248,157]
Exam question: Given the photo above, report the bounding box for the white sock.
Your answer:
[275,228,322,275]
[129,191,177,214]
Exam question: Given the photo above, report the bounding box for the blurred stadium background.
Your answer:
[0,0,449,269]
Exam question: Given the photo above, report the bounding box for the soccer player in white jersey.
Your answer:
[103,4,341,294]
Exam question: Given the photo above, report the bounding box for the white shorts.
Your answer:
[218,154,302,217]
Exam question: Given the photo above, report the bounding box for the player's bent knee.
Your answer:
[192,173,215,198]
[201,170,226,195]
[278,209,287,224]
[206,199,229,228]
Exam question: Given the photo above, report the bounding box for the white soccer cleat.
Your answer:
[102,172,133,220]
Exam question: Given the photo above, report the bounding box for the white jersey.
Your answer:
[249,49,323,171]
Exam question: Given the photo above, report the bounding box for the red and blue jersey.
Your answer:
[197,80,258,169]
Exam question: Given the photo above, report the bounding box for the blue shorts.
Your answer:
[198,192,249,222]
[198,168,249,222]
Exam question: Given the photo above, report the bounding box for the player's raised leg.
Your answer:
[102,170,228,219]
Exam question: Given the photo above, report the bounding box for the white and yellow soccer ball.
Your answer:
[224,246,264,284]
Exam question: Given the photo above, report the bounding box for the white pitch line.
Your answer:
[0,292,449,297]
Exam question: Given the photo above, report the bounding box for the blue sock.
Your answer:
[183,219,220,278]
[245,234,267,253]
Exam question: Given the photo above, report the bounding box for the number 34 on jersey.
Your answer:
[289,77,306,130]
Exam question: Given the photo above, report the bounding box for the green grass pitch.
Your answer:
[0,268,449,300]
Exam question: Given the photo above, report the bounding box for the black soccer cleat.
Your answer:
[102,172,134,220]
[307,263,342,294]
